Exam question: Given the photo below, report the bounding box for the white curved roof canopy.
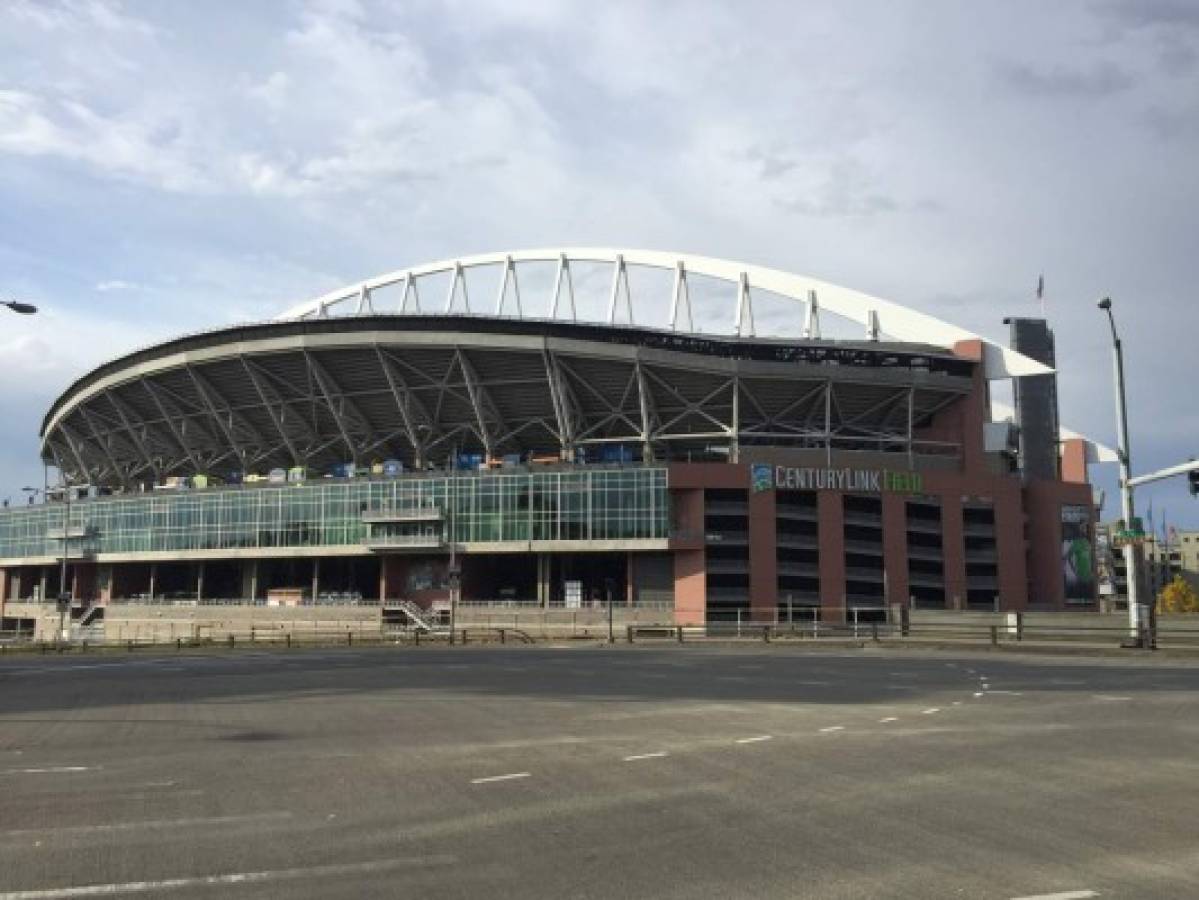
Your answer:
[990,400,1118,464]
[278,247,1052,380]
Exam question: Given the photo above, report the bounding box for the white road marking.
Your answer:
[818,726,844,733]
[974,692,985,697]
[0,766,93,776]
[987,690,1024,696]
[0,855,456,899]
[623,752,668,761]
[878,717,898,723]
[952,701,962,705]
[1094,695,1132,701]
[734,735,773,744]
[470,772,531,784]
[921,708,940,714]
[1008,890,1098,900]
[796,680,832,686]
[2,812,292,839]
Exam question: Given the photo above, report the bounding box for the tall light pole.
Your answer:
[3,299,38,314]
[1098,298,1141,640]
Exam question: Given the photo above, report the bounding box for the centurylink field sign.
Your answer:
[750,463,922,494]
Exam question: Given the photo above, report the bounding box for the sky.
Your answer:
[1,0,1197,527]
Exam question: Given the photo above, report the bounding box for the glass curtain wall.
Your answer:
[0,467,669,559]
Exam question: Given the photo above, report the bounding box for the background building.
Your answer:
[0,249,1113,634]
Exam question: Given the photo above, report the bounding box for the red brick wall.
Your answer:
[748,483,777,620]
[881,493,909,607]
[817,491,846,620]
[673,549,706,625]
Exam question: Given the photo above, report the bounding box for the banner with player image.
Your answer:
[1061,505,1095,602]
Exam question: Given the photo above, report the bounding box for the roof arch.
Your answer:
[277,248,1052,381]
[990,400,1118,464]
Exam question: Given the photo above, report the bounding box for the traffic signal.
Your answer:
[1189,467,1199,497]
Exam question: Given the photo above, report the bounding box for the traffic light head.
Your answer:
[1189,467,1199,497]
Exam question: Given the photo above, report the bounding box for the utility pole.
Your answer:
[447,446,459,644]
[1098,298,1141,641]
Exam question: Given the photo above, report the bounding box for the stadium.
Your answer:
[0,248,1110,637]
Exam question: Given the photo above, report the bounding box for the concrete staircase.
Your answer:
[384,600,438,632]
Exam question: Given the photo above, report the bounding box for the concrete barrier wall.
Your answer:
[103,604,380,642]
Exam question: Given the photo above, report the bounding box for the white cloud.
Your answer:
[0,0,1196,519]
[94,279,138,292]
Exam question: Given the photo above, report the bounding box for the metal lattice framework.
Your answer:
[278,248,1051,380]
[41,314,977,487]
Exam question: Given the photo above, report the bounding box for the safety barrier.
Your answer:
[4,615,1199,654]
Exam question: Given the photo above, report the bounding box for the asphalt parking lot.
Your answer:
[2,644,1198,899]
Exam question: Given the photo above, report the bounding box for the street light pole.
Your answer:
[1098,298,1141,640]
[447,446,459,645]
[3,299,38,315]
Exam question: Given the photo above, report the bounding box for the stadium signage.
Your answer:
[751,463,922,494]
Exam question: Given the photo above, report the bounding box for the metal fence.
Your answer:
[5,610,1199,653]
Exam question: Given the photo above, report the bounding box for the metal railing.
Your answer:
[6,614,1199,653]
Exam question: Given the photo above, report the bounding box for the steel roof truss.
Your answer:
[240,358,303,465]
[184,366,265,470]
[103,390,163,480]
[140,378,209,474]
[79,406,130,487]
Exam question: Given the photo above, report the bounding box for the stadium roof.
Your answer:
[278,248,1053,380]
[40,314,976,486]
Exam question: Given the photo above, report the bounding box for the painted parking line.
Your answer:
[1009,890,1098,900]
[0,855,456,899]
[921,708,940,714]
[470,772,531,784]
[2,811,293,839]
[622,752,668,761]
[818,726,844,733]
[0,766,94,776]
[878,717,898,723]
[734,735,773,744]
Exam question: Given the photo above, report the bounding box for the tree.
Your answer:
[1158,576,1199,614]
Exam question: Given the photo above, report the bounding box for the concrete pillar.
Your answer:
[817,491,846,622]
[98,564,113,604]
[311,558,320,603]
[239,560,258,602]
[748,482,778,622]
[626,553,635,607]
[196,562,205,601]
[940,495,967,610]
[993,484,1028,611]
[148,563,157,600]
[673,549,706,626]
[0,567,8,605]
[537,553,551,607]
[881,493,910,609]
[38,568,47,603]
